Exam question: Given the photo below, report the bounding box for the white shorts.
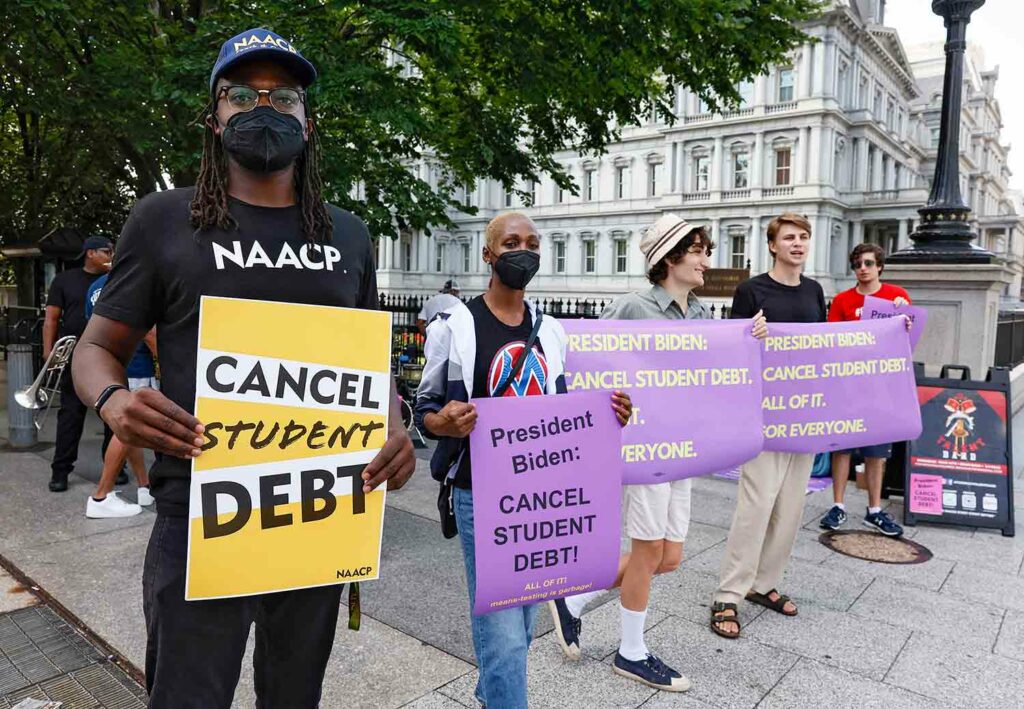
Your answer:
[623,478,693,542]
[128,377,159,392]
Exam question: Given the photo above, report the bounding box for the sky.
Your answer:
[885,0,1024,189]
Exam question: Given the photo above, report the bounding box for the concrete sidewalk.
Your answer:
[2,402,1023,707]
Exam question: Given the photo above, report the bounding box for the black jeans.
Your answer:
[51,370,87,481]
[142,515,342,708]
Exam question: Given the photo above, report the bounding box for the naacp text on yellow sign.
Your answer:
[186,296,391,600]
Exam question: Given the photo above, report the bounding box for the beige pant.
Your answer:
[714,451,815,605]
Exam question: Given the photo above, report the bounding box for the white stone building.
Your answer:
[375,0,1022,308]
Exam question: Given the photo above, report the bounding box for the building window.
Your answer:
[738,80,754,106]
[583,240,596,274]
[732,151,749,189]
[461,242,471,272]
[858,74,869,108]
[402,240,412,271]
[529,181,537,206]
[504,190,513,208]
[730,233,746,269]
[873,87,883,117]
[777,68,794,102]
[694,155,710,192]
[647,164,659,196]
[616,166,627,199]
[886,98,895,129]
[556,182,565,203]
[435,242,445,272]
[554,240,566,273]
[614,239,628,274]
[930,127,941,148]
[585,169,597,201]
[775,148,792,186]
[897,109,905,136]
[462,183,473,206]
[837,60,850,106]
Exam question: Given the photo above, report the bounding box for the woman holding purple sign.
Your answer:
[549,213,767,692]
[415,212,632,709]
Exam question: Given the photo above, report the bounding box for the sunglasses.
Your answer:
[853,259,877,269]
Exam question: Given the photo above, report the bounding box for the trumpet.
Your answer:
[15,335,77,430]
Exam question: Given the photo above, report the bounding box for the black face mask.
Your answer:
[492,250,540,290]
[220,106,305,173]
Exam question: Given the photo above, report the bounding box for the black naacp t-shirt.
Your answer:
[453,295,548,489]
[46,268,104,339]
[730,273,826,324]
[94,187,379,516]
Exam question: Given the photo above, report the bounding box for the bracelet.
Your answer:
[94,384,129,417]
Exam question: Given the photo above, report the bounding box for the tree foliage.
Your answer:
[0,0,822,243]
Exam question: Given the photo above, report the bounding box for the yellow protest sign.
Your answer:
[186,296,392,600]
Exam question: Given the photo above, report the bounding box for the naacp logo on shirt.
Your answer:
[212,241,343,271]
[487,342,548,397]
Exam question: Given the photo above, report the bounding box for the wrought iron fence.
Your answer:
[995,313,1024,368]
[0,306,45,368]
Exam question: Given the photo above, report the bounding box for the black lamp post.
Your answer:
[889,0,992,264]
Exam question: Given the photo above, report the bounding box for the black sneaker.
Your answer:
[612,652,691,692]
[547,599,582,660]
[863,509,904,537]
[48,477,69,493]
[819,505,848,530]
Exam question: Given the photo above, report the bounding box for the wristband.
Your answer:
[94,384,129,417]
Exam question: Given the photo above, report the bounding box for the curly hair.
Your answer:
[647,227,714,285]
[849,242,886,273]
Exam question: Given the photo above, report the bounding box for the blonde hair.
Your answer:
[485,211,535,250]
[766,213,812,243]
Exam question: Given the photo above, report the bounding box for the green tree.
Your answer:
[1,0,822,243]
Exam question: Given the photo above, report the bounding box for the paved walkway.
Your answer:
[1,396,1022,707]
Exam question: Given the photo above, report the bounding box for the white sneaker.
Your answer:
[136,487,154,506]
[86,492,143,519]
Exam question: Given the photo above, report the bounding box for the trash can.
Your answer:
[7,344,38,448]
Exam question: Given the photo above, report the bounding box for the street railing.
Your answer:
[995,314,1024,368]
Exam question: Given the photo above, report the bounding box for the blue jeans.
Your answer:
[454,486,537,709]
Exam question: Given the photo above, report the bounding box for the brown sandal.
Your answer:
[745,589,798,616]
[710,602,741,638]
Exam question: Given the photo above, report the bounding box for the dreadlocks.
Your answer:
[189,102,333,249]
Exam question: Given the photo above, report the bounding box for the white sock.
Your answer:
[835,502,846,511]
[565,590,602,618]
[868,506,882,515]
[618,606,648,661]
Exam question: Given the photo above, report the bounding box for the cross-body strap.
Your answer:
[492,311,543,399]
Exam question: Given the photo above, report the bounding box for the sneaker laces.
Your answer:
[645,654,671,677]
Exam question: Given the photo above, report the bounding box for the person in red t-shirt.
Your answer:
[821,243,910,537]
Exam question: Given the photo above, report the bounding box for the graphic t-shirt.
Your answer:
[94,187,379,515]
[454,295,548,488]
[730,272,827,324]
[86,274,155,378]
[828,283,911,323]
[45,268,104,339]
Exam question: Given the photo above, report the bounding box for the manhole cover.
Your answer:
[819,531,932,564]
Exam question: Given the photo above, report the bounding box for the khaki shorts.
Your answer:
[128,377,159,392]
[623,478,692,542]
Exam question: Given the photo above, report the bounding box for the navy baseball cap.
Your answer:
[209,28,317,94]
[80,236,113,256]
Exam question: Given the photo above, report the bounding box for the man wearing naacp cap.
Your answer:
[72,29,414,706]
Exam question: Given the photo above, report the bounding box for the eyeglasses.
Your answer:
[853,259,877,269]
[216,85,305,114]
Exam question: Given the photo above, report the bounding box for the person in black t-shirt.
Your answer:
[711,213,825,639]
[71,28,414,707]
[44,235,112,492]
[416,212,632,708]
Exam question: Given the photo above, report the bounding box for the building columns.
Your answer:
[752,132,765,189]
[796,127,809,183]
[798,44,813,99]
[711,136,723,192]
[898,219,910,250]
[749,216,763,273]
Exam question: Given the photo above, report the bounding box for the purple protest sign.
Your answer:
[561,318,763,484]
[469,391,621,616]
[861,295,928,351]
[762,318,922,453]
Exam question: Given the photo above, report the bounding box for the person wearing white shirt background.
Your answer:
[417,279,463,336]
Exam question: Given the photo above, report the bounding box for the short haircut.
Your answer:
[647,227,714,285]
[849,242,886,273]
[485,211,534,251]
[766,213,812,244]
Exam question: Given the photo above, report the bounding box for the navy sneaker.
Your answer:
[863,509,904,537]
[819,505,848,530]
[613,652,691,692]
[548,599,582,660]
